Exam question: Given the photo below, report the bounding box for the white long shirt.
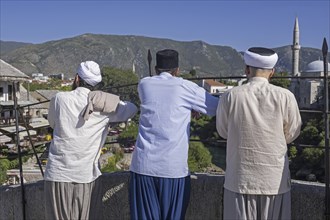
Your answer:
[130,72,219,178]
[216,77,302,195]
[45,87,137,183]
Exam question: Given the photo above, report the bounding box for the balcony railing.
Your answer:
[0,39,329,220]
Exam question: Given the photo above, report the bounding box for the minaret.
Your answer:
[292,17,301,76]
[132,61,136,73]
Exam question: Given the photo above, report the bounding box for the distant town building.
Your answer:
[295,60,330,109]
[0,60,46,150]
[289,17,330,109]
[49,73,64,80]
[31,73,49,82]
[202,79,233,96]
[30,89,59,116]
[0,59,31,123]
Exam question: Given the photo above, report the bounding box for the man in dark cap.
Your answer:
[129,49,219,219]
[216,47,302,219]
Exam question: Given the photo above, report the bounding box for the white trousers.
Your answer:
[223,188,291,220]
[44,179,101,220]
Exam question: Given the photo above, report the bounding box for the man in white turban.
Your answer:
[216,47,302,220]
[44,61,138,220]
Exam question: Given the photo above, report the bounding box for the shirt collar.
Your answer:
[159,72,173,78]
[249,77,269,83]
[75,87,91,94]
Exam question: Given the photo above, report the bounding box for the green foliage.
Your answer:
[0,157,30,184]
[188,137,212,172]
[117,122,138,146]
[22,79,72,91]
[300,124,322,145]
[270,72,290,89]
[218,80,238,86]
[301,148,324,168]
[0,159,10,184]
[101,148,124,173]
[101,156,117,173]
[289,117,327,182]
[180,73,195,79]
[23,82,49,91]
[191,115,218,141]
[288,146,297,161]
[189,69,197,76]
[102,66,139,104]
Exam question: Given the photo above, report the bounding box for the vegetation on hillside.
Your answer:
[2,34,247,78]
[22,79,71,91]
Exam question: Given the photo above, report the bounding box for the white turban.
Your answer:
[244,47,278,69]
[77,61,102,86]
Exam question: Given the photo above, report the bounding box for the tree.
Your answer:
[188,137,212,172]
[300,124,322,145]
[102,66,139,105]
[189,69,197,77]
[190,115,218,142]
[270,72,291,89]
[0,159,10,184]
[301,148,324,168]
[101,148,124,173]
[117,122,138,147]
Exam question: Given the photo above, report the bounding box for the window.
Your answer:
[0,87,3,97]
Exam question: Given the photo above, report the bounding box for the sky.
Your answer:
[0,0,329,52]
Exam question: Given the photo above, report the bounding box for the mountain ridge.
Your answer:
[0,34,328,78]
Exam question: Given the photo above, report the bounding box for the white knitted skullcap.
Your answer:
[77,61,102,86]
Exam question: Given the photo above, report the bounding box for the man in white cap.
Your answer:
[216,47,302,219]
[44,61,137,220]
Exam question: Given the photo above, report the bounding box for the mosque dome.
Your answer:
[304,60,330,72]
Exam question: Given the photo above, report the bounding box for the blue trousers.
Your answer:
[129,172,191,220]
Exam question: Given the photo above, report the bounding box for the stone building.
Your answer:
[0,59,30,124]
[289,18,330,109]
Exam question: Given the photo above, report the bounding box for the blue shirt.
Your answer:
[130,72,219,178]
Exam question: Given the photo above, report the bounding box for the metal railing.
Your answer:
[0,38,329,220]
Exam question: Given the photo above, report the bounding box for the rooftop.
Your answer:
[304,60,330,73]
[0,59,30,82]
[204,79,226,87]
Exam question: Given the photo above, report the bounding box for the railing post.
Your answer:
[13,81,26,220]
[322,38,329,220]
[148,49,152,77]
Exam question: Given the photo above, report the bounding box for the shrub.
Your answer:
[0,159,10,184]
[188,138,212,172]
[301,148,324,168]
[101,148,124,173]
